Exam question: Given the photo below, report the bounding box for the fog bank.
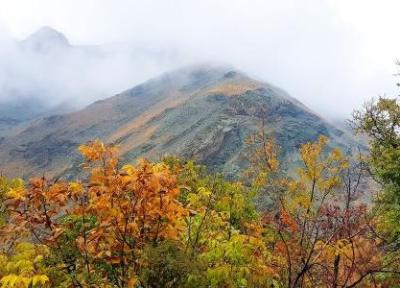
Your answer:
[0,0,399,120]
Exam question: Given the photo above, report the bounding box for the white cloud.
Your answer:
[0,0,398,119]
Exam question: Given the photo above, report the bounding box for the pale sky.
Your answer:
[0,0,399,119]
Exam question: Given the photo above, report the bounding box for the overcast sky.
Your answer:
[0,0,399,119]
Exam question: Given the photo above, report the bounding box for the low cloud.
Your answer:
[0,29,183,110]
[0,0,399,120]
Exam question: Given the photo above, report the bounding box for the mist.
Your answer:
[0,0,399,120]
[0,27,183,110]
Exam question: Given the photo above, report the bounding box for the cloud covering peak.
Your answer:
[0,0,399,120]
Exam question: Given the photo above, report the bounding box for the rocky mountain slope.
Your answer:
[0,65,358,179]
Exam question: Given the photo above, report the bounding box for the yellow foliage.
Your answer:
[0,243,50,288]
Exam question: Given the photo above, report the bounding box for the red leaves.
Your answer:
[277,208,299,233]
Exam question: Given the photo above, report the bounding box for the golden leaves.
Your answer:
[298,136,348,188]
[78,139,107,162]
[75,142,188,282]
[1,140,190,286]
[0,243,50,288]
[6,187,26,201]
[244,128,281,191]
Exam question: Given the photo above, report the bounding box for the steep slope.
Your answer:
[0,65,357,178]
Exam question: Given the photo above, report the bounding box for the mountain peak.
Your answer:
[22,26,70,51]
[172,63,240,77]
[150,64,248,90]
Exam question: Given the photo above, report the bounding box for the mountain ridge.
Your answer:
[0,65,358,179]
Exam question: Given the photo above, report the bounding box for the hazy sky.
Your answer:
[0,0,399,119]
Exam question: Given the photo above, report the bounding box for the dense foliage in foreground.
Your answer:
[1,98,400,287]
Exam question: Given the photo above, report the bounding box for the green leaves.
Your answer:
[353,97,400,253]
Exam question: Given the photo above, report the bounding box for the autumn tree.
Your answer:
[352,96,400,284]
[263,136,388,287]
[3,140,188,287]
[2,141,278,287]
[163,157,276,287]
[0,131,396,287]
[243,113,283,210]
[352,97,400,239]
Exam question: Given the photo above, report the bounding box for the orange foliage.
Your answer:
[3,139,188,286]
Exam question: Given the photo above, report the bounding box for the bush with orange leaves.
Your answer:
[2,140,188,287]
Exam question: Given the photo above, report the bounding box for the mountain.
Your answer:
[0,65,358,179]
[21,26,70,52]
[0,27,74,136]
[0,26,183,136]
